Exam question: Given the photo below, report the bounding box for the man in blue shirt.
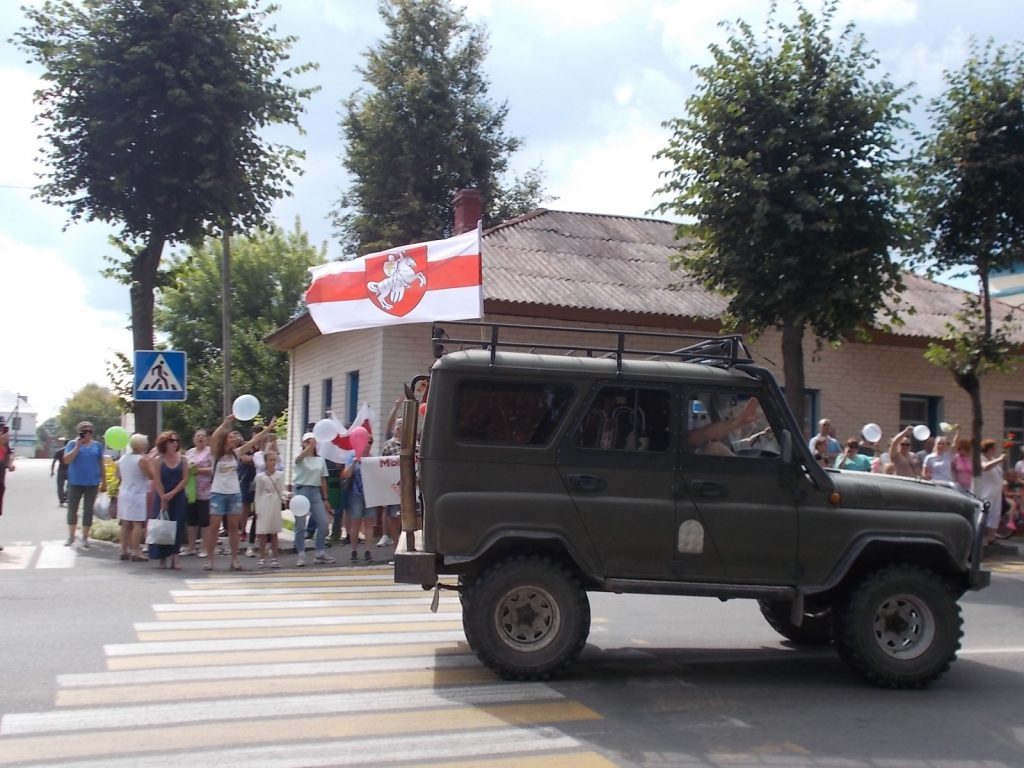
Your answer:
[62,421,107,548]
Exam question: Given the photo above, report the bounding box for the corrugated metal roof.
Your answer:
[482,209,1023,340]
[267,207,1023,349]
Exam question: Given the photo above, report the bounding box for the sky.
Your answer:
[0,0,1019,420]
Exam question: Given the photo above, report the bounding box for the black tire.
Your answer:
[462,555,590,680]
[834,565,962,689]
[457,574,475,606]
[758,599,832,646]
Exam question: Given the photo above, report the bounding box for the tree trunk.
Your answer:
[971,262,990,483]
[221,225,232,416]
[781,320,806,435]
[969,378,984,482]
[130,232,165,438]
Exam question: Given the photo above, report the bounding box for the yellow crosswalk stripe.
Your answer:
[57,667,497,707]
[135,619,463,641]
[0,702,601,765]
[172,590,423,602]
[106,640,471,670]
[419,754,618,768]
[153,603,457,620]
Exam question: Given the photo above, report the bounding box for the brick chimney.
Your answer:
[453,188,482,235]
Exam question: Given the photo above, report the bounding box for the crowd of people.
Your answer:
[811,417,1023,547]
[54,415,401,571]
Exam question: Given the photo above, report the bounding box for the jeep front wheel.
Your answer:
[758,600,832,646]
[462,556,590,680]
[834,565,962,689]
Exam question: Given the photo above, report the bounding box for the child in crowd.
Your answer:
[253,450,285,568]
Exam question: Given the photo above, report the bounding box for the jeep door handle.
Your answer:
[568,474,607,492]
[689,480,727,498]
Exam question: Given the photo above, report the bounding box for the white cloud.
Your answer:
[0,67,44,188]
[501,0,626,29]
[1,232,131,419]
[840,0,919,25]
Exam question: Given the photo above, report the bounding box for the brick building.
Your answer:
[266,195,1024,461]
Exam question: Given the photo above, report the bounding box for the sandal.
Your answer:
[204,562,213,571]
[230,561,243,571]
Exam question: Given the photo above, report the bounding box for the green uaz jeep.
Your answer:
[393,322,990,688]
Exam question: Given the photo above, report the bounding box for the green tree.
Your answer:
[653,1,909,427]
[37,416,62,453]
[912,39,1024,476]
[58,384,122,440]
[334,0,547,254]
[154,222,324,437]
[13,0,316,437]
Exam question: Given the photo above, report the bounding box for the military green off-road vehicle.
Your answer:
[393,322,990,688]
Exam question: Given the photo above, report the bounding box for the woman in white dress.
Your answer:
[977,438,1006,546]
[116,433,152,561]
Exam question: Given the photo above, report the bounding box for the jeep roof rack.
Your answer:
[432,321,753,373]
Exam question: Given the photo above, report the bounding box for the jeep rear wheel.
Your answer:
[834,565,962,689]
[462,556,590,680]
[758,600,832,646]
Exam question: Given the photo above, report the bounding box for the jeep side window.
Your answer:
[454,380,574,446]
[575,386,670,452]
[685,392,778,457]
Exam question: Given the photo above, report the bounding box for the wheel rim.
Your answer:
[493,584,560,653]
[871,592,935,660]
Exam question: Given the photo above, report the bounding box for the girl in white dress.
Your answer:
[116,433,152,561]
[253,450,285,568]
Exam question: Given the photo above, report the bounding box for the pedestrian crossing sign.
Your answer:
[134,350,187,402]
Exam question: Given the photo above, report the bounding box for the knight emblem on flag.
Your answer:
[365,248,428,315]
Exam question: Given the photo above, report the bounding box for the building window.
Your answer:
[899,394,941,449]
[347,371,360,424]
[301,384,310,432]
[1005,401,1024,466]
[322,378,333,416]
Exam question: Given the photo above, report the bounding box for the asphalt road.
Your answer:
[2,458,1023,767]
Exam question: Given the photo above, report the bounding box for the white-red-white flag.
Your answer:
[305,229,482,334]
[316,403,376,466]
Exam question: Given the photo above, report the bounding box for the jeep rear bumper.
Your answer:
[394,551,438,586]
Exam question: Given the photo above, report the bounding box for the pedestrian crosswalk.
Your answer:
[0,541,78,569]
[0,569,616,767]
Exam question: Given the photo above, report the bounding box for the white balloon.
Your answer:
[289,494,310,515]
[862,423,882,443]
[313,418,339,442]
[913,424,931,442]
[232,394,260,421]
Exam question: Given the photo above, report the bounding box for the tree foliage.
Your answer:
[911,39,1024,472]
[58,384,122,439]
[334,0,547,254]
[13,0,316,436]
[653,0,909,427]
[152,222,324,437]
